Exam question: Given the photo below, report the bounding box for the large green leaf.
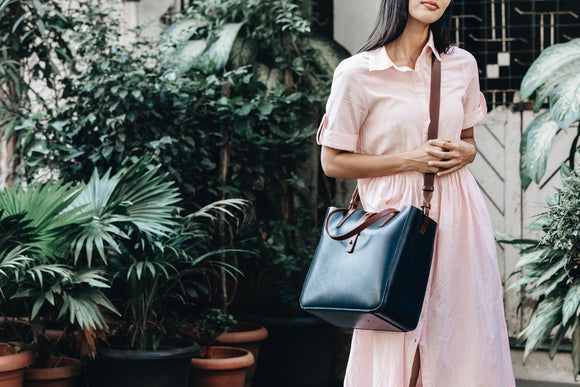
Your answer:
[254,62,284,90]
[173,40,208,74]
[563,280,580,326]
[197,22,245,72]
[549,72,580,129]
[550,324,567,360]
[227,37,259,69]
[521,39,580,99]
[535,256,566,287]
[162,18,206,46]
[533,60,579,112]
[525,111,560,183]
[519,124,532,189]
[520,296,563,361]
[515,247,548,268]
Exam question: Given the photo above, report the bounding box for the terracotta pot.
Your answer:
[0,343,35,387]
[215,322,268,387]
[189,346,254,387]
[23,356,83,387]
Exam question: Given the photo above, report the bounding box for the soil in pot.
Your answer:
[87,336,200,387]
[189,346,254,387]
[215,322,268,387]
[0,343,35,387]
[24,356,83,387]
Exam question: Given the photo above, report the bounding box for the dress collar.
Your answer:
[368,31,441,72]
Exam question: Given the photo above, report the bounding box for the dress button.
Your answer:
[420,341,425,346]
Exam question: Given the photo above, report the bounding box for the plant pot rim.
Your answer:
[97,336,200,361]
[24,356,83,380]
[216,321,268,345]
[190,346,254,371]
[0,343,35,372]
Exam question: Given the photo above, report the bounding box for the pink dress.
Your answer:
[317,33,515,387]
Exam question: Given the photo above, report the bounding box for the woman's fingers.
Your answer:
[428,139,455,149]
[436,165,463,176]
[424,148,451,159]
[428,159,456,168]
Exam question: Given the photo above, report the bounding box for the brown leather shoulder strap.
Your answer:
[421,54,441,216]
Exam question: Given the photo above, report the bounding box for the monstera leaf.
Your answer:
[519,39,580,188]
[162,17,244,74]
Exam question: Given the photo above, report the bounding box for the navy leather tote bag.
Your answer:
[300,56,441,332]
[299,196,437,331]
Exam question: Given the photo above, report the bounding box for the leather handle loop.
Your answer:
[325,208,400,241]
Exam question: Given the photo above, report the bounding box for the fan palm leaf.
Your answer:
[0,182,88,261]
[69,157,181,265]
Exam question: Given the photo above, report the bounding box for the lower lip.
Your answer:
[422,2,438,10]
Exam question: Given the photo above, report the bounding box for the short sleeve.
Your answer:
[462,57,487,129]
[316,59,367,152]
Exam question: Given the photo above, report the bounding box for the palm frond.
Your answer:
[66,158,183,265]
[0,182,88,261]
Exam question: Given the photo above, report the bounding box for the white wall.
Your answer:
[122,0,178,38]
[333,0,381,53]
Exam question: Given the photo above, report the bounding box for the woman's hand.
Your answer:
[404,142,448,174]
[425,138,477,176]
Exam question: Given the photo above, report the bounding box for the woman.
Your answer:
[317,0,515,386]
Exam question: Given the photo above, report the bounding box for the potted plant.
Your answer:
[0,180,119,387]
[498,166,580,377]
[214,321,268,387]
[179,308,254,387]
[0,245,35,387]
[498,38,580,379]
[60,157,251,387]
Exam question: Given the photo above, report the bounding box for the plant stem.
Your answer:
[219,81,232,312]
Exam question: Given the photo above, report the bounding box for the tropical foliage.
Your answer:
[0,0,349,316]
[519,39,580,188]
[0,155,250,358]
[0,0,74,185]
[499,165,580,377]
[161,0,350,314]
[0,181,118,362]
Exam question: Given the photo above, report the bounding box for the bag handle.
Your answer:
[325,207,399,241]
[346,54,441,217]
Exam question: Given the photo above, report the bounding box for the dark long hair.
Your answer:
[357,0,454,54]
